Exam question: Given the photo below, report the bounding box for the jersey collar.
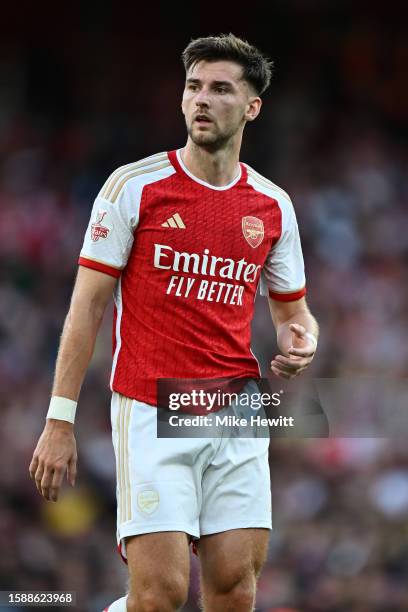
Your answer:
[168,149,246,191]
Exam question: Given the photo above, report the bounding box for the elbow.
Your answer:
[66,297,106,331]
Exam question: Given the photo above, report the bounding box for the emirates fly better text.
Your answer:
[154,243,261,305]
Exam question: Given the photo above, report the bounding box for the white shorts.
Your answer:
[110,387,272,560]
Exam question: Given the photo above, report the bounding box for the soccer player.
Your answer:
[29,34,318,612]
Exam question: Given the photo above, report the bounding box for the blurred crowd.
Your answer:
[0,2,407,610]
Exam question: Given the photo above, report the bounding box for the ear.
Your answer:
[245,97,262,122]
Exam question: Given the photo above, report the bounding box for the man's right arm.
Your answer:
[52,266,117,401]
[29,266,117,502]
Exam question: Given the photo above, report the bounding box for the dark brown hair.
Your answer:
[182,33,273,95]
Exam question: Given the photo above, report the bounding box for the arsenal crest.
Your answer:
[242,216,264,248]
[91,210,110,242]
[137,490,160,515]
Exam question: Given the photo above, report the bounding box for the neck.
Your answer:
[181,138,242,187]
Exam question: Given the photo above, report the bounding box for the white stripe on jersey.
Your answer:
[250,276,262,377]
[110,278,123,390]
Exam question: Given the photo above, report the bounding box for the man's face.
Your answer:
[182,60,260,150]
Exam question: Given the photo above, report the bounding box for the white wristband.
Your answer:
[304,332,318,350]
[47,396,77,424]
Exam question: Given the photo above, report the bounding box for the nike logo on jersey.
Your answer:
[161,213,186,229]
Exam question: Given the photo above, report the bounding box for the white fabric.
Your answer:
[46,396,77,423]
[105,595,127,611]
[80,192,136,271]
[304,331,318,350]
[110,387,272,560]
[80,158,175,272]
[176,148,242,190]
[109,278,123,390]
[246,174,306,296]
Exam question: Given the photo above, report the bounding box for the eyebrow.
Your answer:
[186,78,234,88]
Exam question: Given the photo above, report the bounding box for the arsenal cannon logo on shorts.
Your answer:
[242,216,264,248]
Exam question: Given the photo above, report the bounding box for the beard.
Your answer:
[186,119,240,152]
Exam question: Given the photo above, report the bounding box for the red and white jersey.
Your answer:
[79,149,306,405]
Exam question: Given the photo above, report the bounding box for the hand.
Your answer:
[29,420,77,502]
[271,323,316,379]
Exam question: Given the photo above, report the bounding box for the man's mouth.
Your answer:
[194,115,213,124]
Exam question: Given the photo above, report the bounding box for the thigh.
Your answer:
[197,528,270,591]
[126,531,190,590]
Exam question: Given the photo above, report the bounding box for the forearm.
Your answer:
[277,309,319,355]
[51,303,104,401]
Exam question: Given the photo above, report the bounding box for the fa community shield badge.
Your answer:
[91,210,110,242]
[242,216,264,248]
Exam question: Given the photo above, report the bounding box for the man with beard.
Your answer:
[30,34,318,611]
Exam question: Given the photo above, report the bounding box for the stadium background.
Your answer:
[0,1,407,610]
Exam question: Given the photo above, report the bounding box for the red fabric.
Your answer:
[268,286,307,302]
[117,542,128,564]
[110,150,284,407]
[78,256,121,278]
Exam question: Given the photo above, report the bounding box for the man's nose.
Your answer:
[195,88,210,106]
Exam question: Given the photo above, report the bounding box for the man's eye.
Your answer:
[215,88,227,94]
[188,84,198,91]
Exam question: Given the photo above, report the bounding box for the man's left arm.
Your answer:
[268,296,319,379]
